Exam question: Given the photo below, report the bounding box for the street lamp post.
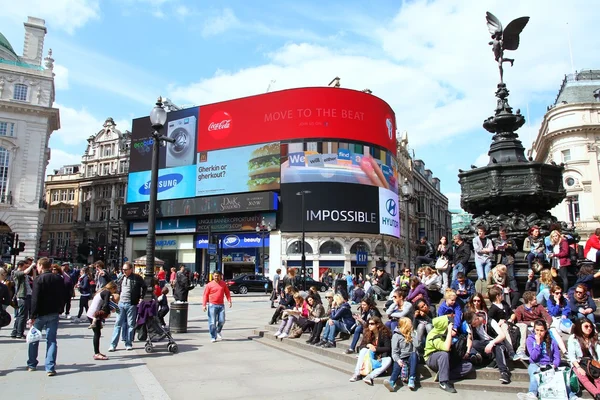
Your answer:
[145,97,173,300]
[296,190,311,291]
[255,217,272,277]
[401,179,415,272]
[566,196,575,229]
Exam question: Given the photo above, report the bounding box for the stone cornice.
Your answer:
[0,100,59,130]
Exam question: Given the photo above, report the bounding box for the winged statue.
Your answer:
[486,12,529,83]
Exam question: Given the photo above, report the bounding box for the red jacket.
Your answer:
[584,235,600,258]
[553,238,571,268]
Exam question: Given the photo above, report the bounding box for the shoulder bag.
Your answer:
[435,256,449,271]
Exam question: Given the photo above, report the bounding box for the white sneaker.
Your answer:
[108,346,116,352]
[211,338,217,343]
[125,346,133,351]
[517,392,537,400]
[278,333,288,339]
[217,333,222,341]
[65,315,71,320]
[274,331,282,337]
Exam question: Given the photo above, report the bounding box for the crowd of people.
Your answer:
[266,226,600,399]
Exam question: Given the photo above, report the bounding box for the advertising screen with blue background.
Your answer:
[195,232,269,249]
[127,165,196,203]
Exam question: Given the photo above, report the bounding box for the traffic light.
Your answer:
[6,232,15,250]
[18,241,25,252]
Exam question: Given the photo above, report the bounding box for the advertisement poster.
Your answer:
[280,182,380,234]
[196,142,280,197]
[127,165,196,203]
[280,142,398,193]
[379,188,400,238]
[196,212,276,233]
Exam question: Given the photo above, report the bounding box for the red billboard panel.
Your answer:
[197,87,397,154]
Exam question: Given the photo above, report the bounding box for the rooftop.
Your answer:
[554,69,600,105]
[0,31,18,59]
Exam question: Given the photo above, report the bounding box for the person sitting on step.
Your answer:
[274,293,308,339]
[384,288,413,333]
[317,294,353,348]
[306,291,334,345]
[345,297,381,354]
[450,272,475,305]
[348,316,393,386]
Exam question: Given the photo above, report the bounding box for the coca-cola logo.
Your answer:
[207,110,232,139]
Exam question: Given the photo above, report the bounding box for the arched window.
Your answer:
[375,241,385,256]
[350,241,370,254]
[13,84,28,101]
[0,147,9,202]
[319,240,343,255]
[286,240,313,255]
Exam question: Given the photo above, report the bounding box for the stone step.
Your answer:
[258,325,532,380]
[251,329,529,394]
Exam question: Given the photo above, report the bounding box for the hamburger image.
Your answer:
[247,143,281,191]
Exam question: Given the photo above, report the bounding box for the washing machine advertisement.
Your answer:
[166,115,197,168]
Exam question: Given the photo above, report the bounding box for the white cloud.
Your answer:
[45,148,82,178]
[474,153,489,168]
[3,0,100,34]
[53,64,69,90]
[445,192,462,211]
[202,8,239,37]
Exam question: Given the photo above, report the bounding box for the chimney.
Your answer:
[22,17,47,66]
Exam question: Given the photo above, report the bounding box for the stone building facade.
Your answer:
[529,70,600,243]
[0,17,60,260]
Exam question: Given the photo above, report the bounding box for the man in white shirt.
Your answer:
[270,269,281,308]
[473,227,494,281]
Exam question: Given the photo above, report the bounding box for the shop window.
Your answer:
[350,241,370,254]
[286,241,313,255]
[319,240,343,254]
[375,242,385,256]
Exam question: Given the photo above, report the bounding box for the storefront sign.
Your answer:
[196,212,276,233]
[129,217,196,236]
[356,251,368,265]
[195,232,269,249]
[121,192,278,220]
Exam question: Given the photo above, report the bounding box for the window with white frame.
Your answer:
[60,190,68,202]
[119,160,128,174]
[58,209,65,223]
[561,149,571,163]
[57,232,63,247]
[117,183,125,198]
[50,210,57,224]
[99,185,111,198]
[103,145,112,157]
[13,84,28,101]
[103,163,110,175]
[66,208,73,223]
[568,195,581,222]
[98,206,108,221]
[68,189,75,201]
[0,147,9,201]
[0,121,15,137]
[52,190,59,202]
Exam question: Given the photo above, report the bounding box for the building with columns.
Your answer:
[41,118,130,265]
[529,70,600,243]
[0,17,60,260]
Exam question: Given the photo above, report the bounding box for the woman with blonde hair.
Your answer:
[384,317,419,392]
[548,229,571,293]
[87,281,119,360]
[536,269,555,306]
[318,293,353,348]
[274,293,308,339]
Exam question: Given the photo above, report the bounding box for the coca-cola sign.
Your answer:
[207,111,232,140]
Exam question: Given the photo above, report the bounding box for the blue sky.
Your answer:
[0,0,598,209]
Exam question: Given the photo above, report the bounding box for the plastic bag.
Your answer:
[26,326,42,344]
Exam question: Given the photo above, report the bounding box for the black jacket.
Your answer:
[0,282,10,306]
[361,330,392,358]
[423,241,435,258]
[453,242,471,266]
[31,271,65,319]
[117,273,147,305]
[376,273,393,292]
[174,272,192,301]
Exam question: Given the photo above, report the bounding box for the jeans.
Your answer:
[277,316,298,335]
[77,295,89,319]
[578,312,596,324]
[452,263,465,282]
[27,313,59,372]
[390,352,419,383]
[536,289,550,307]
[415,319,433,353]
[527,252,546,270]
[426,351,473,383]
[440,270,449,291]
[416,256,434,267]
[558,266,569,293]
[385,320,398,333]
[323,320,349,342]
[207,303,225,340]
[110,302,137,348]
[349,324,363,350]
[353,348,392,378]
[475,258,492,280]
[11,296,30,337]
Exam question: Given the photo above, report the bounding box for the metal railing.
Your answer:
[0,58,44,71]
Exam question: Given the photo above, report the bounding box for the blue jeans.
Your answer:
[353,348,392,378]
[323,320,349,342]
[536,289,550,306]
[579,312,596,324]
[452,263,465,281]
[111,302,137,348]
[390,352,419,383]
[207,303,225,340]
[349,324,363,350]
[12,296,31,337]
[27,313,59,372]
[475,258,492,280]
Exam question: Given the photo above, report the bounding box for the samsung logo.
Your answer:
[139,173,183,195]
[223,235,240,247]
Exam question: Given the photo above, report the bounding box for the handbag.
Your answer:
[435,256,449,271]
[580,357,600,379]
[535,366,568,400]
[359,351,373,376]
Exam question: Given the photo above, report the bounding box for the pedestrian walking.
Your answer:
[108,261,146,352]
[60,263,74,319]
[27,257,65,376]
[203,270,232,343]
[11,260,34,339]
[76,267,92,321]
[270,268,281,308]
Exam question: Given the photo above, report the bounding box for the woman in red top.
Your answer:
[549,230,571,293]
[584,228,600,268]
[157,266,167,289]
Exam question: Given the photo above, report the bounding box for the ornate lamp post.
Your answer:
[255,217,272,277]
[296,190,311,290]
[145,97,173,299]
[401,179,415,271]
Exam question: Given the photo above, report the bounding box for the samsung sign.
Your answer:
[127,165,196,203]
[139,174,183,195]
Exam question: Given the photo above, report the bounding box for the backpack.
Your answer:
[431,333,468,365]
[506,321,521,350]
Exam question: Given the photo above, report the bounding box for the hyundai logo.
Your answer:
[139,173,183,195]
[223,235,240,247]
[385,198,397,216]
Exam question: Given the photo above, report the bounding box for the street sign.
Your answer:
[208,244,217,255]
[356,251,368,266]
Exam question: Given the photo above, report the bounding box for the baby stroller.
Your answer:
[136,299,178,354]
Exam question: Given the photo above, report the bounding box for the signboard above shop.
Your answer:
[195,232,269,249]
[121,192,278,220]
[129,217,196,236]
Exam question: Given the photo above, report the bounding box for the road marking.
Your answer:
[128,360,172,400]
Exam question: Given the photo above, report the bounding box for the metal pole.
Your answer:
[12,233,18,268]
[144,131,160,299]
[301,192,306,291]
[406,202,410,272]
[261,231,266,276]
[205,225,211,280]
[105,210,110,264]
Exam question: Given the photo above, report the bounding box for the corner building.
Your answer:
[123,88,401,280]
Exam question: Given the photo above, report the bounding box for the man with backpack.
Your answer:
[424,315,473,393]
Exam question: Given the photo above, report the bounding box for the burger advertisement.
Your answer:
[196,142,281,197]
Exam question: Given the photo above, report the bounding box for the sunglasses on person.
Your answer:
[472,299,481,303]
[583,324,593,330]
[325,296,333,299]
[554,291,562,295]
[368,322,376,326]
[576,290,585,294]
